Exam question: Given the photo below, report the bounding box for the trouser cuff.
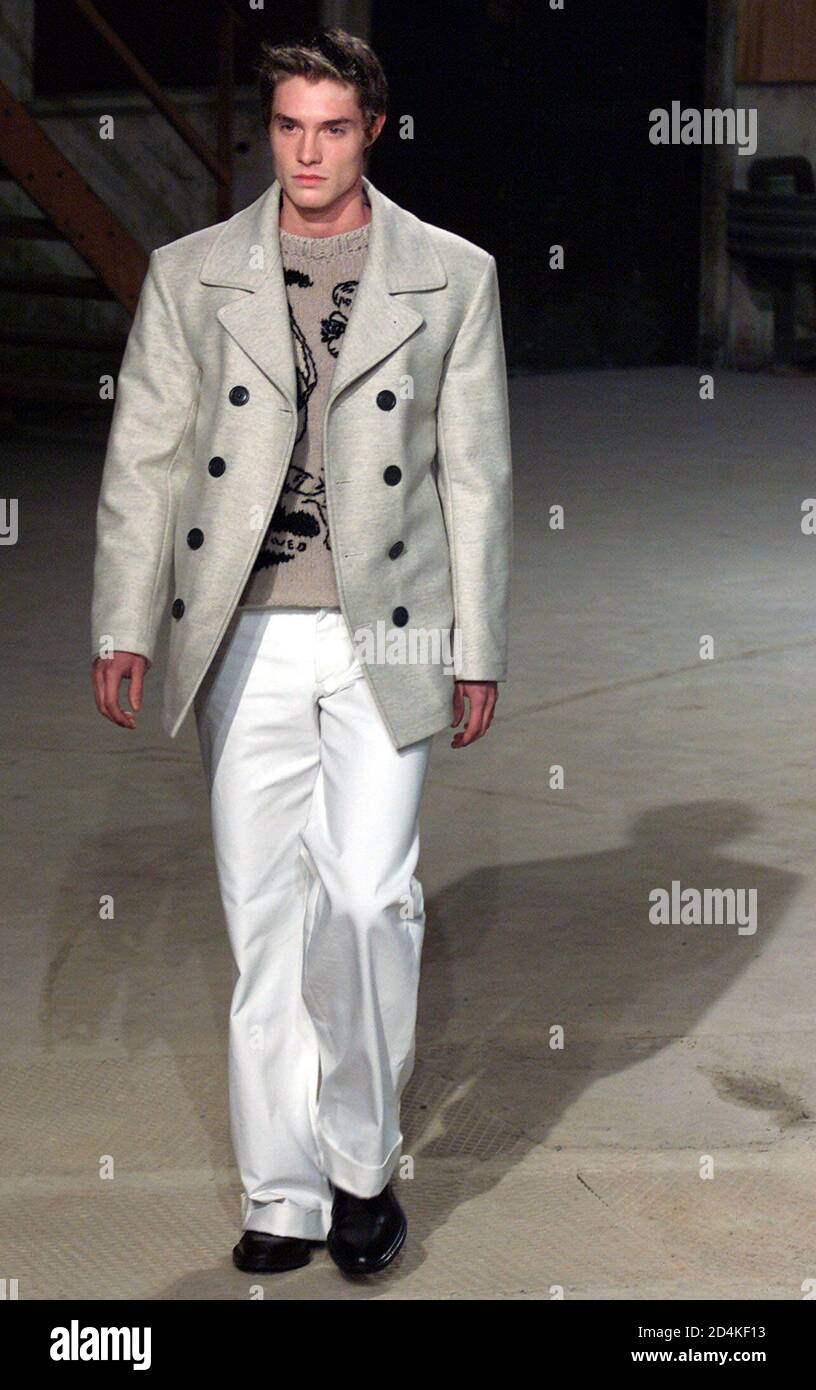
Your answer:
[242,1197,332,1240]
[319,1132,403,1197]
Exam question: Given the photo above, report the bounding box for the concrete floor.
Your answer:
[3,365,816,1299]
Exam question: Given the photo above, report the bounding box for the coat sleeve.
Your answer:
[90,248,200,664]
[434,254,513,682]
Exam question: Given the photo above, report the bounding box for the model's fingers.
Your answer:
[128,663,145,713]
[91,662,105,716]
[461,687,499,745]
[475,686,494,739]
[451,689,480,747]
[467,691,490,744]
[101,665,135,728]
[451,682,465,727]
[463,703,483,745]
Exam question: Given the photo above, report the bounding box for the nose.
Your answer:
[297,135,320,165]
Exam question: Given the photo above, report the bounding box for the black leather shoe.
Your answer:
[327,1182,407,1275]
[232,1230,314,1273]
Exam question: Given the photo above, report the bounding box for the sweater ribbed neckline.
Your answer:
[279,220,370,259]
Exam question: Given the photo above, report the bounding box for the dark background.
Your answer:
[33,0,708,372]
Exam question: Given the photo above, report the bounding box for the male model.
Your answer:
[90,27,512,1277]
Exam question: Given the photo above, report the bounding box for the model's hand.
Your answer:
[450,680,498,747]
[92,651,150,730]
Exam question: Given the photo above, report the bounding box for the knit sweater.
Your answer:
[237,213,371,611]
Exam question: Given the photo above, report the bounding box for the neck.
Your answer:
[278,180,371,239]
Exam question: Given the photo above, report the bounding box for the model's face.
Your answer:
[269,75,382,209]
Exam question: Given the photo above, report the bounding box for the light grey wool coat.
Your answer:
[90,173,513,749]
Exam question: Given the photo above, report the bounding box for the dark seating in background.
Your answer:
[727,156,816,367]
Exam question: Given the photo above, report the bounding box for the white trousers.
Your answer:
[193,606,434,1239]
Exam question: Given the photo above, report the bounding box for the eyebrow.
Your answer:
[275,115,355,125]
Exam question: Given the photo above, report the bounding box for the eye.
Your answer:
[328,126,346,135]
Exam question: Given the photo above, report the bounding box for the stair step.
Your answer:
[0,377,107,403]
[0,273,114,298]
[0,328,127,352]
[0,78,148,312]
[0,215,64,239]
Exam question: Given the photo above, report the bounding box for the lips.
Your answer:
[294,175,324,182]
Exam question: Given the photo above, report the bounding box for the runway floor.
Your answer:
[3,364,816,1298]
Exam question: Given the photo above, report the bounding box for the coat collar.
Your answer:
[199,175,447,412]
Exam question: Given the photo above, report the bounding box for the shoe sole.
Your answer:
[326,1216,407,1276]
[232,1248,313,1274]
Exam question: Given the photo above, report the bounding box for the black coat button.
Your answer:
[388,541,404,559]
[208,456,226,476]
[171,598,185,619]
[377,389,396,411]
[383,465,402,486]
[187,528,204,549]
[392,606,409,627]
[229,385,249,406]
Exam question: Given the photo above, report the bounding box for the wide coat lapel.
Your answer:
[198,174,448,409]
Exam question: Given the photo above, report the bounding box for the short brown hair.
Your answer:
[257,26,388,145]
